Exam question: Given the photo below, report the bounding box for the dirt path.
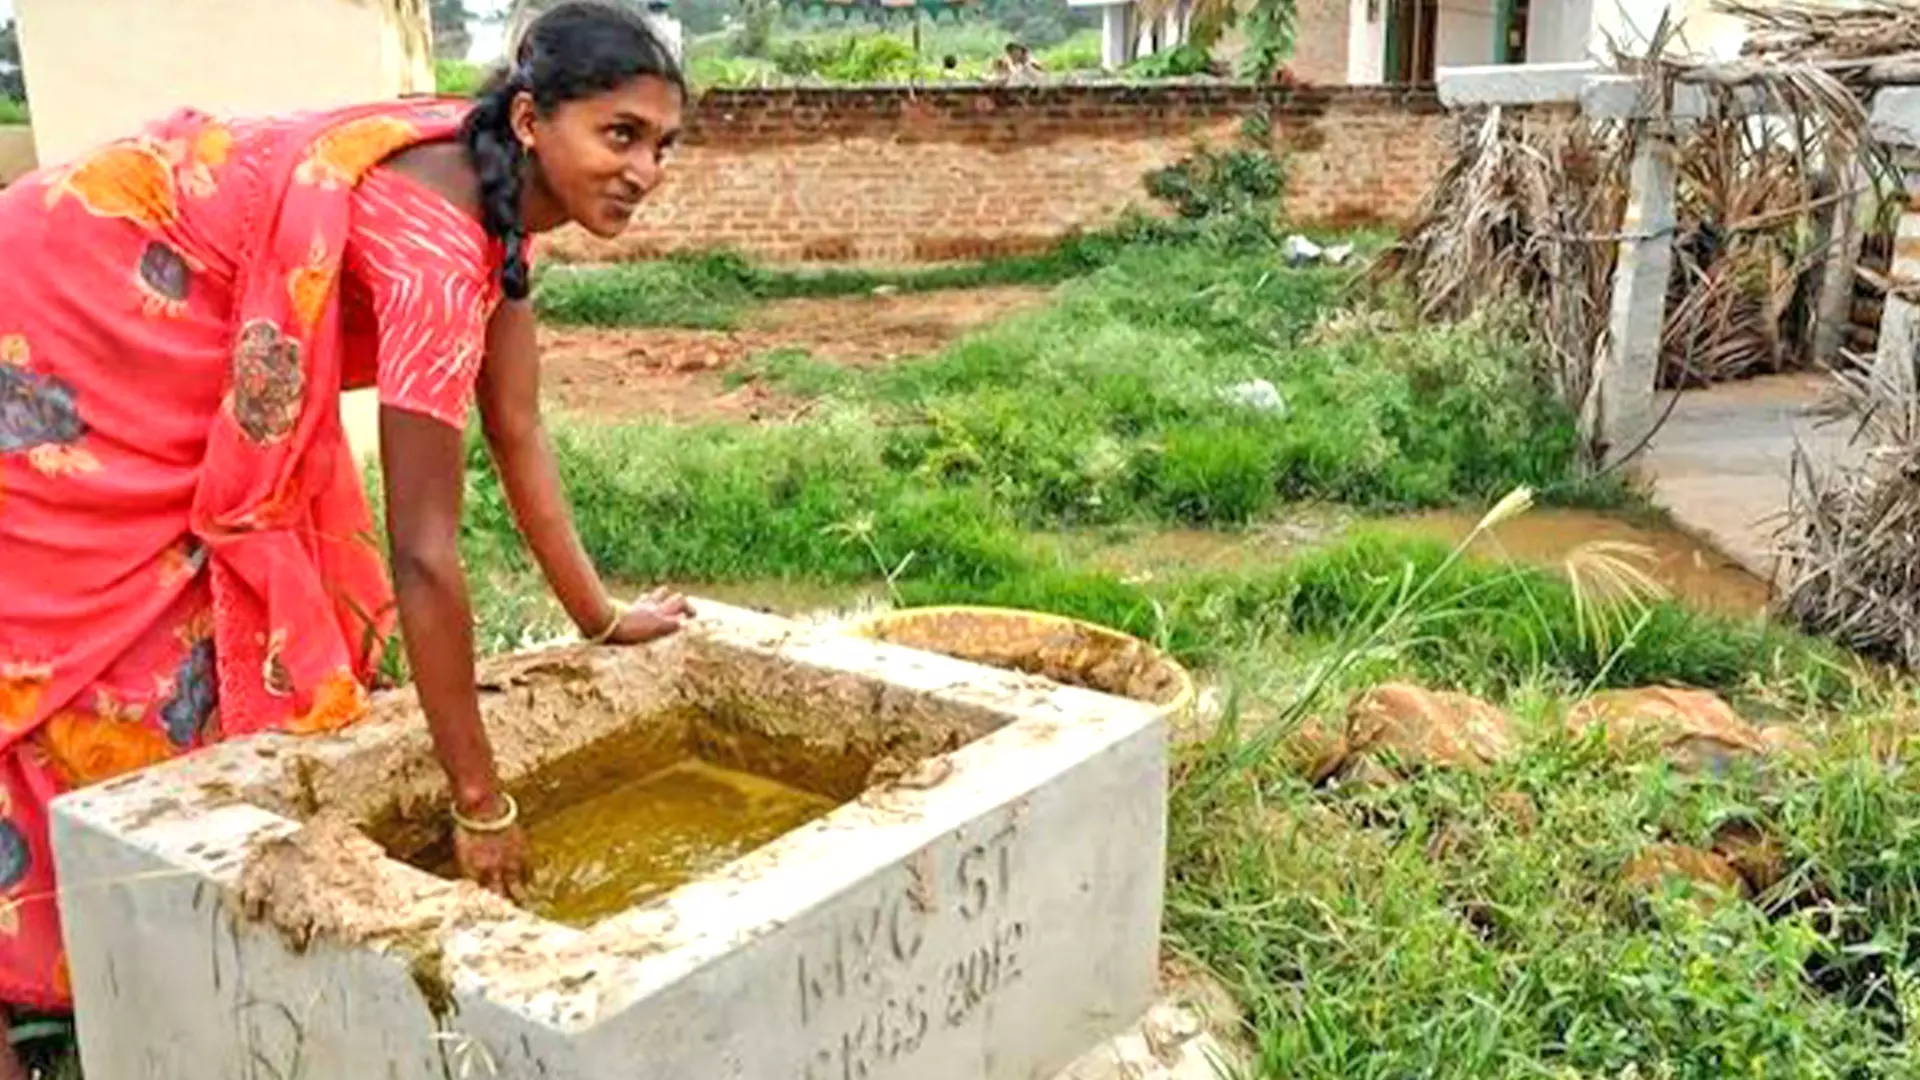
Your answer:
[538,285,1052,423]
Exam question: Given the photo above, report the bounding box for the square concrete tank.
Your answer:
[53,602,1168,1080]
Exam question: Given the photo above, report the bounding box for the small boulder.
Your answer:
[1345,683,1518,773]
[1567,687,1767,772]
[1622,843,1746,902]
[1709,819,1787,895]
[1287,714,1351,784]
[1758,724,1816,760]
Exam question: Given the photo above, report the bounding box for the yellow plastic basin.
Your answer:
[847,605,1195,719]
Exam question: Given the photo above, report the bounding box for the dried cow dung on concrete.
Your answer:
[859,608,1190,709]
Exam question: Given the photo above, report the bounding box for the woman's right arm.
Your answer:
[381,404,529,898]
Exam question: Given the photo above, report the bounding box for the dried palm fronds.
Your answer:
[1777,359,1920,667]
[1721,0,1920,71]
[1374,107,1627,453]
[1384,6,1900,466]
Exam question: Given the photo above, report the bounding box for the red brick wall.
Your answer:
[542,82,1453,265]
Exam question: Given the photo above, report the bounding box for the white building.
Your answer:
[1068,0,1195,70]
[1339,0,1747,84]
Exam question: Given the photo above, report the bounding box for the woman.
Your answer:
[0,2,689,1069]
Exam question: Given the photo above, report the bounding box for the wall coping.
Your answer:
[692,80,1444,108]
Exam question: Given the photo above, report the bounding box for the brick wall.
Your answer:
[542,82,1453,265]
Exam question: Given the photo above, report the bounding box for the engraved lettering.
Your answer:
[799,884,932,1026]
[798,826,1026,1075]
[797,945,844,1026]
[799,984,931,1079]
[941,919,1028,1029]
[889,891,925,964]
[956,823,1018,921]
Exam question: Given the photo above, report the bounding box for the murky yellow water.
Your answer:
[619,507,1764,625]
[1054,507,1768,619]
[1379,508,1771,619]
[517,759,835,928]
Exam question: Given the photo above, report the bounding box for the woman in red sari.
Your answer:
[0,3,692,1069]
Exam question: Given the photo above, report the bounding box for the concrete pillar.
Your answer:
[1812,162,1872,368]
[1872,155,1920,396]
[1101,4,1132,68]
[1597,121,1680,467]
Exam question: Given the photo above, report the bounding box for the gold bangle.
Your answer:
[451,792,519,834]
[586,600,623,645]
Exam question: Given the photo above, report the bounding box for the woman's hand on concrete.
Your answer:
[607,587,694,645]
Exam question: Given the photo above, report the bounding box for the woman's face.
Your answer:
[516,75,684,239]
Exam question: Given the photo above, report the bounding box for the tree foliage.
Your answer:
[0,21,23,102]
[431,0,475,59]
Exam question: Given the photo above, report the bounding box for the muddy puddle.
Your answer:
[1379,508,1770,619]
[623,508,1764,626]
[1059,506,1767,619]
[512,758,833,928]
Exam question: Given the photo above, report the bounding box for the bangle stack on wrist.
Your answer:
[452,792,519,834]
[585,599,623,645]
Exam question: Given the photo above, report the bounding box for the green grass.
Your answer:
[685,24,1104,87]
[443,224,1920,1074]
[533,233,1130,329]
[488,242,1599,599]
[0,98,26,126]
[1170,693,1920,1078]
[434,58,488,98]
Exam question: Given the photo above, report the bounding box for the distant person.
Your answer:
[992,41,1046,83]
[0,3,692,1071]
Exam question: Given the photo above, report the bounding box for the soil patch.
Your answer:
[539,286,1051,423]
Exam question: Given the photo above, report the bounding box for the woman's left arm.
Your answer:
[476,298,690,643]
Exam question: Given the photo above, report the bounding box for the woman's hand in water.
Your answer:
[454,817,531,901]
[605,587,695,645]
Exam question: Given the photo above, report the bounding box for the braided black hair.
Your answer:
[461,1,686,301]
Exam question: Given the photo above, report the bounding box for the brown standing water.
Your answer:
[1380,508,1772,619]
[410,746,839,929]
[515,759,835,928]
[1059,507,1769,620]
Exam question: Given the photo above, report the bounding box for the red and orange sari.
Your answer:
[0,99,507,1009]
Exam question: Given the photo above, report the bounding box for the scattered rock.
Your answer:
[1218,378,1288,416]
[1622,843,1747,902]
[1345,683,1519,773]
[1758,724,1817,759]
[1709,819,1788,895]
[1288,714,1350,784]
[1282,235,1356,267]
[1293,685,1518,785]
[1566,687,1768,772]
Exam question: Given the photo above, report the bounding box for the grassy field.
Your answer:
[434,24,1104,95]
[684,24,1104,87]
[407,208,1920,1076]
[468,229,1608,647]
